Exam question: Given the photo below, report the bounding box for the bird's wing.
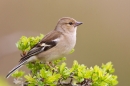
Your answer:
[19,31,62,63]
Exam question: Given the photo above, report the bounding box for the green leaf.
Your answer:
[37,81,44,86]
[11,70,24,78]
[102,62,115,74]
[40,68,48,78]
[69,49,75,54]
[24,75,36,84]
[45,74,61,84]
[71,60,79,72]
[59,62,66,73]
[16,34,44,52]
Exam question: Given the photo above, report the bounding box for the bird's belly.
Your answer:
[37,43,75,62]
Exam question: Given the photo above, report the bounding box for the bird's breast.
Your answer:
[61,33,76,54]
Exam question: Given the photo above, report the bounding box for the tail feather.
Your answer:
[6,61,26,78]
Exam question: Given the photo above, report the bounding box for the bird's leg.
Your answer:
[46,62,53,68]
[46,62,58,73]
[49,62,55,67]
[46,61,55,67]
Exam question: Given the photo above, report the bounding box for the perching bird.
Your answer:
[6,17,82,78]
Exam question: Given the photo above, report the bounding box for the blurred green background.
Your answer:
[0,0,129,86]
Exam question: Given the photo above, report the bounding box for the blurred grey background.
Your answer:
[0,0,130,86]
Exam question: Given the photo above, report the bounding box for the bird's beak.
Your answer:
[74,21,83,27]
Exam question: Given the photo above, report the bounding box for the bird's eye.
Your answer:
[68,22,73,25]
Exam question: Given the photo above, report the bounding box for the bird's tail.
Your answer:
[6,60,26,78]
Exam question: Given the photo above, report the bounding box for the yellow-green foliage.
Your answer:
[16,34,44,52]
[12,34,118,86]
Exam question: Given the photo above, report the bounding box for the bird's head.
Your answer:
[55,17,83,33]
